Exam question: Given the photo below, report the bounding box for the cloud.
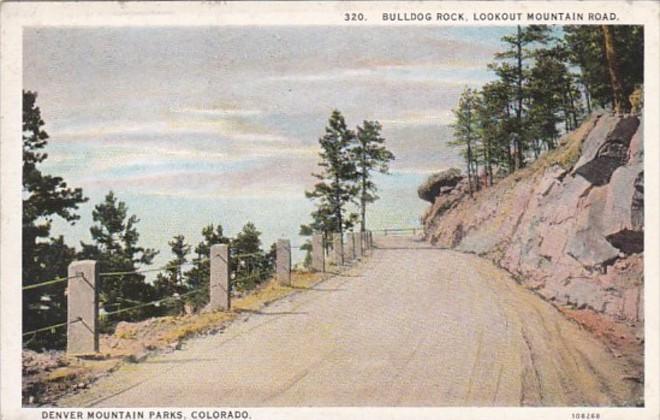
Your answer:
[78,153,319,200]
[266,63,493,86]
[380,110,454,127]
[170,106,263,118]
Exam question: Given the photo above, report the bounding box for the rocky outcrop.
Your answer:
[417,168,463,203]
[421,113,644,325]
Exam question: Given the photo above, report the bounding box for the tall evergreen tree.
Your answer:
[305,110,359,240]
[450,88,480,195]
[22,90,87,350]
[491,25,551,169]
[353,121,395,232]
[602,25,627,114]
[79,191,158,325]
[563,25,643,112]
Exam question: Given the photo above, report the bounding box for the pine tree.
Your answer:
[353,120,395,232]
[22,90,87,350]
[79,191,158,326]
[186,224,230,310]
[450,88,480,195]
[153,235,191,314]
[230,222,271,290]
[492,25,551,169]
[305,110,359,241]
[602,25,627,114]
[563,25,643,112]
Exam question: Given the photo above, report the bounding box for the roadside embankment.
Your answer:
[419,113,644,373]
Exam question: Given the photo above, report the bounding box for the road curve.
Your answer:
[60,236,638,407]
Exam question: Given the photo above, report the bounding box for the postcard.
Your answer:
[1,1,658,419]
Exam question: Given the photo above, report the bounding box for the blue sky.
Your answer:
[24,26,512,265]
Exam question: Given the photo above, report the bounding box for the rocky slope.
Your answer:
[420,113,644,334]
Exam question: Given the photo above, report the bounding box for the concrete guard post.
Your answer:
[333,232,344,266]
[67,260,99,355]
[276,239,292,286]
[345,232,355,263]
[210,244,230,311]
[356,231,364,259]
[311,233,325,272]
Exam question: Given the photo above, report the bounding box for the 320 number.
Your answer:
[344,13,366,22]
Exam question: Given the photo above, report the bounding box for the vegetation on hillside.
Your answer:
[449,25,643,192]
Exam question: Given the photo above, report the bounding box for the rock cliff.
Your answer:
[421,113,644,329]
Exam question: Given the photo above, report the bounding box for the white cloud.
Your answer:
[266,63,492,86]
[171,107,263,118]
[380,110,454,127]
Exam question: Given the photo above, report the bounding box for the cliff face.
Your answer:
[421,113,644,325]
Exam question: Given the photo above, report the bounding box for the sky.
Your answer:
[23,26,511,266]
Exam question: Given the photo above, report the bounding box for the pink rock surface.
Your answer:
[422,113,644,325]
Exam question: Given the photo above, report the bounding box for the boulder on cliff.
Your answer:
[417,168,463,203]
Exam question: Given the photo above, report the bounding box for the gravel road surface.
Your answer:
[60,236,638,407]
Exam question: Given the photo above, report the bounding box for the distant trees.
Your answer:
[22,91,87,350]
[302,110,395,253]
[449,25,644,188]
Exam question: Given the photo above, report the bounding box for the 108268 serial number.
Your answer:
[571,413,600,419]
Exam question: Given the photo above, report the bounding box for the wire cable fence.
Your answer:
[100,287,209,319]
[23,235,352,351]
[23,257,212,339]
[22,274,81,291]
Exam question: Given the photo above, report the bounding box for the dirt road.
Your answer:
[60,236,639,407]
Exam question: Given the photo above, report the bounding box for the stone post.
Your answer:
[276,239,292,285]
[345,232,355,262]
[67,260,99,355]
[356,231,364,259]
[210,244,230,311]
[333,232,344,266]
[311,233,325,272]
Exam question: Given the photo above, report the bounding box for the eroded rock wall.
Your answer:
[422,113,644,324]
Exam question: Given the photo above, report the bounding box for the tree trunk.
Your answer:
[583,82,592,114]
[334,175,343,241]
[515,25,524,170]
[360,170,367,232]
[602,25,628,114]
[466,141,473,197]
